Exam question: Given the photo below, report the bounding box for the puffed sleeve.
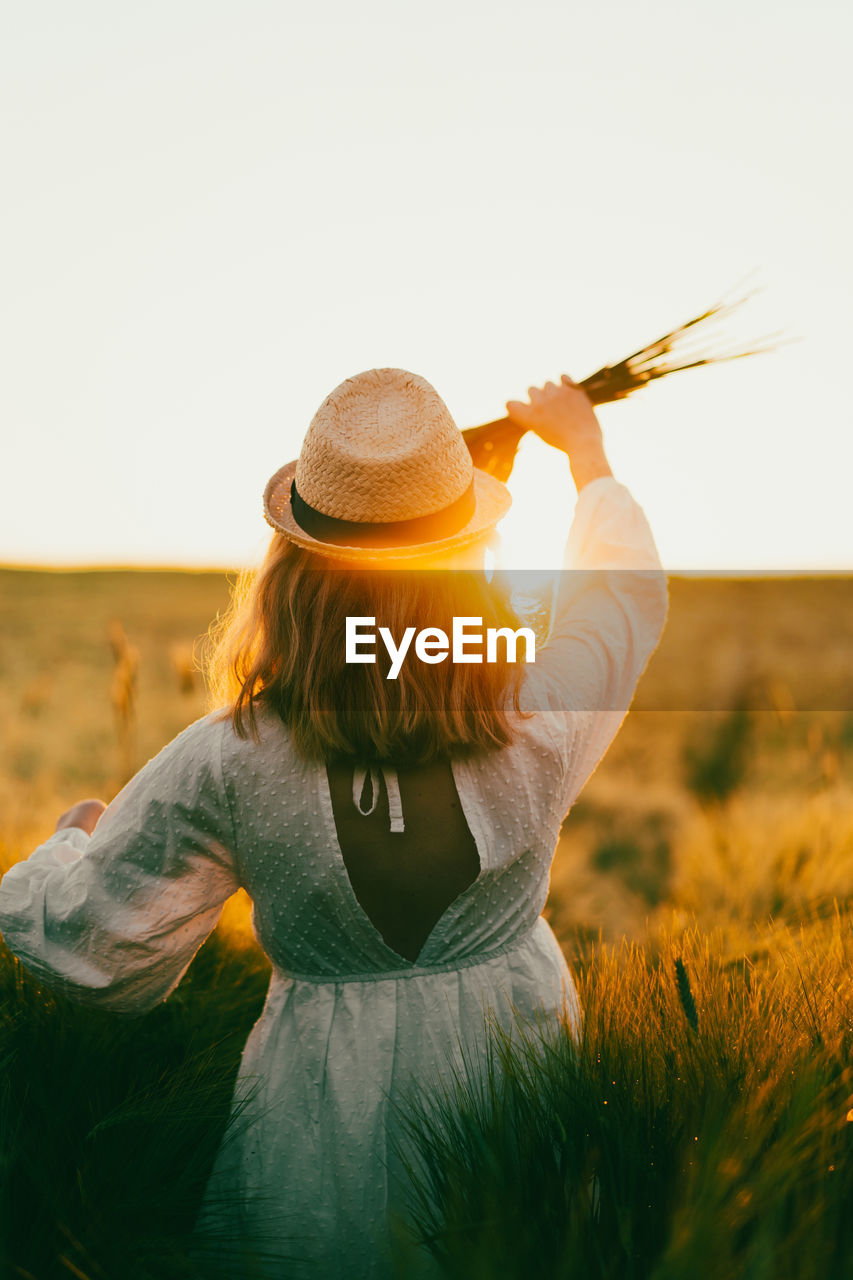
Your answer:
[0,714,240,1015]
[522,476,668,813]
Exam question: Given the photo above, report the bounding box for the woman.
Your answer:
[0,368,667,1277]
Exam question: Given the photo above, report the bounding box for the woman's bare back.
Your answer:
[325,758,480,962]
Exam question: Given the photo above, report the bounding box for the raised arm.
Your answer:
[506,378,668,810]
[0,715,240,1014]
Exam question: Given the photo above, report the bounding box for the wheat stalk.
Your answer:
[674,955,700,1033]
[108,618,139,785]
[463,286,783,481]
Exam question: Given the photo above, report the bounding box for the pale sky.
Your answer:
[2,0,851,571]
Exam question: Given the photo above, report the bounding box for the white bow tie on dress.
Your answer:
[352,764,405,833]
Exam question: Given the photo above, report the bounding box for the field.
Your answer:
[1,567,852,1277]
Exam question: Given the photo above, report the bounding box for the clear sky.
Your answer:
[2,0,851,571]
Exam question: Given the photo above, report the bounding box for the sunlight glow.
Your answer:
[495,434,573,573]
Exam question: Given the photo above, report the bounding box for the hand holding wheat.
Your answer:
[464,288,780,482]
[506,376,602,454]
[506,376,614,490]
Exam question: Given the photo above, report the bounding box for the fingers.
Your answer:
[509,376,579,419]
[533,378,577,397]
[506,398,535,422]
[524,381,562,402]
[55,797,108,835]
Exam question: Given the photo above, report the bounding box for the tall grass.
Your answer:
[0,924,271,1279]
[393,911,853,1280]
[3,898,853,1276]
[1,569,851,1276]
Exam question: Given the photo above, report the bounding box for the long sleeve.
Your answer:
[0,714,240,1014]
[522,476,669,814]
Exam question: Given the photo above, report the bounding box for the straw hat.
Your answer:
[263,368,512,562]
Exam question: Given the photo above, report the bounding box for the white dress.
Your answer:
[0,477,667,1278]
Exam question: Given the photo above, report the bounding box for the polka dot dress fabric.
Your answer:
[0,478,667,1278]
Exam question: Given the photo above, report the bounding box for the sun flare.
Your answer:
[494,433,573,575]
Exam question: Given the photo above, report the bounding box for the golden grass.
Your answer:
[1,567,851,958]
[1,566,851,1278]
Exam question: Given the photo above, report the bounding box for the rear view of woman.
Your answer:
[0,367,667,1277]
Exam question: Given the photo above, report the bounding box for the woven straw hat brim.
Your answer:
[263,461,512,563]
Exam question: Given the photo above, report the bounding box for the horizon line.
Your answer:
[1,561,851,580]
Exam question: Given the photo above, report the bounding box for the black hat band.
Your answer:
[290,478,477,549]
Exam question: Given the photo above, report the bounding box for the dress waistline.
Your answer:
[271,921,542,986]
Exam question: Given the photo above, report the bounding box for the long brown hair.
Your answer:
[205,534,528,764]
